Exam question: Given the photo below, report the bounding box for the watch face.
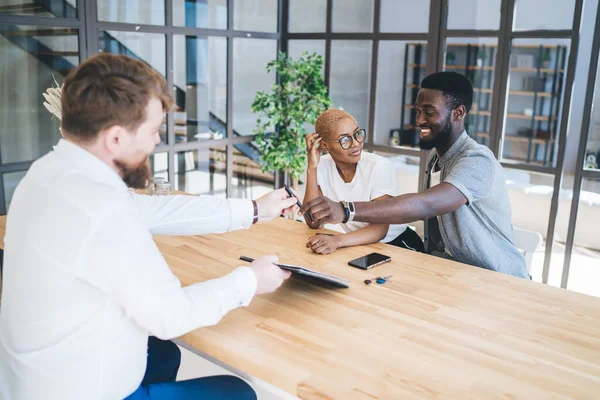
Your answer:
[349,202,355,213]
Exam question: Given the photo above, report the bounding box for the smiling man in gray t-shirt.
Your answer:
[303,71,529,279]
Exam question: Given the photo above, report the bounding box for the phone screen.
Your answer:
[348,253,391,270]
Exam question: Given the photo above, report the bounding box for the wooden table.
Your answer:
[1,214,600,399]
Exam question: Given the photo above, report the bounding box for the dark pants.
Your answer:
[126,337,257,400]
[386,227,425,253]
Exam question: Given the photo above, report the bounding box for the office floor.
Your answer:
[177,346,298,400]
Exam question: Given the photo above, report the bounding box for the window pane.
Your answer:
[501,39,570,167]
[173,0,227,29]
[287,40,327,134]
[380,0,429,33]
[566,178,600,297]
[287,40,326,77]
[97,0,165,25]
[375,41,427,147]
[585,56,600,171]
[233,38,276,136]
[504,168,554,283]
[0,0,77,18]
[175,148,227,197]
[174,36,227,143]
[99,31,166,77]
[150,152,169,182]
[332,0,374,33]
[444,37,498,148]
[513,0,575,31]
[3,171,27,211]
[230,143,274,199]
[233,0,278,32]
[330,40,372,129]
[289,0,327,33]
[447,0,501,30]
[0,25,79,163]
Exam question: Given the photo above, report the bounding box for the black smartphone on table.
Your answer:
[284,184,313,222]
[348,252,391,270]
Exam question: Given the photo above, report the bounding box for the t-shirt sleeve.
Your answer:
[443,151,495,205]
[371,157,398,199]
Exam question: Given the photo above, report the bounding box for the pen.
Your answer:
[284,184,313,222]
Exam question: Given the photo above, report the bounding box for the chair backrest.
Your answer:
[513,228,543,273]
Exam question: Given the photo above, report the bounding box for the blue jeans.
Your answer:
[125,337,256,399]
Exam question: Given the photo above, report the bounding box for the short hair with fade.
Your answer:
[61,52,173,142]
[314,108,357,139]
[420,71,473,113]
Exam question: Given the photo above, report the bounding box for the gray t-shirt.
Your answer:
[424,132,529,279]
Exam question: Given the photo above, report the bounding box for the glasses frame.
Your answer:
[323,128,366,150]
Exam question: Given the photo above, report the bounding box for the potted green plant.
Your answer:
[476,48,487,67]
[542,48,552,69]
[252,51,332,189]
[446,52,456,66]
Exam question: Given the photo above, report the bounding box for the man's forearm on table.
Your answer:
[354,193,434,225]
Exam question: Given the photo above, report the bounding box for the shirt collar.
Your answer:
[53,139,128,192]
[438,130,468,167]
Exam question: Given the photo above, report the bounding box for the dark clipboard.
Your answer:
[239,256,350,288]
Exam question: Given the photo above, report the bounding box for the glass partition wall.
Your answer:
[0,0,597,295]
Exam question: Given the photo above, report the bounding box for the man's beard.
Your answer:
[419,114,453,150]
[114,157,151,189]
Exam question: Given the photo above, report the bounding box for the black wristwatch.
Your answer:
[340,201,355,224]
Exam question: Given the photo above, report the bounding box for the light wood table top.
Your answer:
[1,214,599,398]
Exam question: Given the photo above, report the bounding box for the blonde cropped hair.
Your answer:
[314,108,357,139]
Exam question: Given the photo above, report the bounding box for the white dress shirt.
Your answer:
[0,139,257,399]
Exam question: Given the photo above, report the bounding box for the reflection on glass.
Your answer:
[158,113,167,144]
[513,0,575,31]
[174,36,227,143]
[447,0,501,30]
[503,168,554,283]
[97,0,165,25]
[3,171,27,212]
[99,31,166,78]
[444,37,498,148]
[175,148,227,198]
[0,0,77,18]
[380,0,430,33]
[501,38,570,167]
[375,41,427,147]
[149,152,169,182]
[173,0,227,29]
[0,25,79,164]
[233,0,278,32]
[584,56,600,171]
[230,143,274,199]
[567,178,600,297]
[330,40,371,129]
[232,38,276,136]
[289,0,327,32]
[332,0,373,32]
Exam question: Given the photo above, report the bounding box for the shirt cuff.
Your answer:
[227,199,254,230]
[228,266,257,308]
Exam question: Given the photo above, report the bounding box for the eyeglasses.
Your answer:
[323,128,366,150]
